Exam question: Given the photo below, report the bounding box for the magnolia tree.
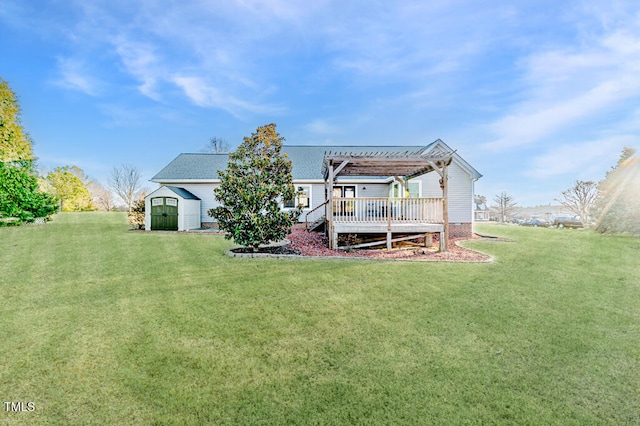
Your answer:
[209,124,300,250]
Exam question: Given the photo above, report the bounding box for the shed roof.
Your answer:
[165,186,200,200]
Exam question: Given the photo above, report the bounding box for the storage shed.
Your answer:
[144,186,201,231]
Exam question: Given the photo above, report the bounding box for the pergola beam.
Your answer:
[331,160,350,179]
[322,149,453,180]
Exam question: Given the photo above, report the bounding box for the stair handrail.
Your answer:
[305,200,329,231]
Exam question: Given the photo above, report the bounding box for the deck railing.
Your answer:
[304,200,328,230]
[331,197,443,224]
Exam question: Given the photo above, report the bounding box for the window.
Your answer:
[284,185,311,209]
[408,182,420,198]
[391,181,421,197]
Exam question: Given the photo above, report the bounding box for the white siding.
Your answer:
[411,163,473,223]
[361,183,390,198]
[183,199,201,230]
[163,183,219,223]
[447,163,473,223]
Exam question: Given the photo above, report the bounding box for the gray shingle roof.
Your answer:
[152,153,229,181]
[165,186,201,200]
[152,145,425,182]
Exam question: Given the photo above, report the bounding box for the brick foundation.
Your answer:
[449,222,473,238]
[200,222,219,230]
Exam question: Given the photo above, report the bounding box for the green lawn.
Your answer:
[1,213,639,425]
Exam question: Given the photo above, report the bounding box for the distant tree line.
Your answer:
[486,146,638,234]
[1,78,148,225]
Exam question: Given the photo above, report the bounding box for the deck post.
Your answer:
[327,162,335,249]
[442,164,449,252]
[387,198,392,250]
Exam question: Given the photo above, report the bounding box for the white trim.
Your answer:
[425,139,482,179]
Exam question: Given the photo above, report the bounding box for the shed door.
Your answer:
[150,197,178,230]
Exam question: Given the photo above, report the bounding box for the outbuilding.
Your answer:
[144,186,201,231]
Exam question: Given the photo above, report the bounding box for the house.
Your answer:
[474,195,489,222]
[146,139,482,248]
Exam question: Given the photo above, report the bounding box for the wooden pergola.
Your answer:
[321,149,454,251]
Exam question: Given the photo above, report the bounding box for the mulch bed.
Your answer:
[274,228,493,262]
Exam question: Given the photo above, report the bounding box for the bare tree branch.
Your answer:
[492,192,518,223]
[555,180,598,226]
[88,181,115,211]
[201,137,231,154]
[109,164,142,212]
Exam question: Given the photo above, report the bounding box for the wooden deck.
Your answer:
[328,197,445,250]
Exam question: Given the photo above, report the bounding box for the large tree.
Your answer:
[492,192,518,223]
[209,123,300,250]
[555,180,598,226]
[0,79,57,223]
[46,166,95,212]
[109,164,142,212]
[0,78,34,162]
[593,147,640,234]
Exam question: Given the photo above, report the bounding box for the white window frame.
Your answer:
[390,180,422,198]
[407,179,422,198]
[283,184,312,210]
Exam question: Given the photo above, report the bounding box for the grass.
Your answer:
[1,213,639,425]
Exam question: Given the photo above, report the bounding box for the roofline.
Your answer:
[427,139,483,179]
[152,177,396,184]
[175,144,426,154]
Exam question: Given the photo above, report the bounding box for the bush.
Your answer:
[127,198,145,230]
[0,160,58,224]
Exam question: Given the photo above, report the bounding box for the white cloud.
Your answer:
[54,58,101,96]
[172,75,284,117]
[485,78,637,151]
[112,37,162,100]
[525,137,633,179]
[484,23,640,151]
[305,119,340,135]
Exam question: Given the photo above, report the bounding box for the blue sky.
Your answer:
[1,0,639,206]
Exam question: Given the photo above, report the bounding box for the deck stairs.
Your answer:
[306,215,326,232]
